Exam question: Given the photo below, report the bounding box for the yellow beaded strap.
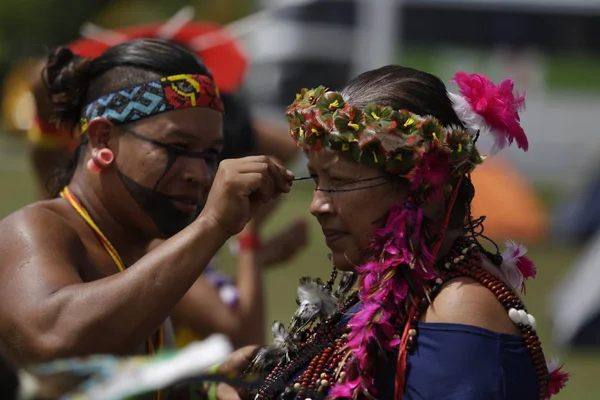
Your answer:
[60,186,165,399]
[60,187,125,271]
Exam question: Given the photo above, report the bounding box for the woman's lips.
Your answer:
[322,229,347,246]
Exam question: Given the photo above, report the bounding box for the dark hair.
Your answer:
[341,65,465,128]
[218,92,257,161]
[43,38,213,196]
[341,66,476,232]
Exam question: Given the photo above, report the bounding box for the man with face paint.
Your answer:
[0,38,293,367]
[6,20,305,350]
[115,126,215,237]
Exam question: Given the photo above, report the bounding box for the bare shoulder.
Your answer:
[0,201,84,275]
[0,200,80,246]
[423,276,520,335]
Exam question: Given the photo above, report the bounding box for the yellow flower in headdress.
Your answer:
[347,122,360,131]
[333,106,364,139]
[317,91,345,118]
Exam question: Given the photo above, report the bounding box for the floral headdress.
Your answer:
[286,72,528,201]
[252,72,567,399]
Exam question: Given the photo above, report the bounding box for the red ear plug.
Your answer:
[96,148,114,166]
[87,158,102,173]
[86,149,114,173]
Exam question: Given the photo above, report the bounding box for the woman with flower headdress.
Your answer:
[205,65,571,400]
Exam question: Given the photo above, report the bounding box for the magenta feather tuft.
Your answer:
[331,200,437,397]
[452,72,528,152]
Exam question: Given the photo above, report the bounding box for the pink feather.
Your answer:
[452,72,528,152]
[331,200,437,398]
[516,255,536,280]
[503,239,537,280]
[348,302,380,328]
[410,151,451,197]
[546,358,569,398]
[361,272,379,295]
[391,279,409,305]
[329,376,360,398]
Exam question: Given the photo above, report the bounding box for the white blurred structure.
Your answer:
[549,231,600,348]
[245,0,399,112]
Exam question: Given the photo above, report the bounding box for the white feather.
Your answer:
[297,278,338,318]
[546,356,562,373]
[447,92,488,136]
[502,239,528,264]
[498,239,529,292]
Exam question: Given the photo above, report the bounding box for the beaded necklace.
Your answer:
[252,238,549,400]
[439,242,549,400]
[60,186,165,400]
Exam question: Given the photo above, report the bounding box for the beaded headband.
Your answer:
[80,74,223,133]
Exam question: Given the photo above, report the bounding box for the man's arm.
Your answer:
[0,206,229,363]
[0,157,293,363]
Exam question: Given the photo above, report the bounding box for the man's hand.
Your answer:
[214,346,260,400]
[217,346,259,376]
[201,157,293,236]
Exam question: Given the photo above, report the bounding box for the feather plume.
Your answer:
[501,239,537,292]
[289,277,337,332]
[332,201,435,398]
[546,357,569,398]
[409,150,451,199]
[247,321,294,373]
[451,72,528,153]
[447,92,488,135]
[336,271,358,299]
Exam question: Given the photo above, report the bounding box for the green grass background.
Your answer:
[397,46,600,93]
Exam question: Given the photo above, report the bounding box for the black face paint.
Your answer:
[118,129,217,237]
[118,172,198,237]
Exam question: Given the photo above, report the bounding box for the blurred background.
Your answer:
[0,0,599,398]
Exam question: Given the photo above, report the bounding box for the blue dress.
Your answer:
[280,306,538,400]
[343,308,539,399]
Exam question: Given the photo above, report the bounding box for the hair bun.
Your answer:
[44,46,90,127]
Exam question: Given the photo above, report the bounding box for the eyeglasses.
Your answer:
[293,175,389,193]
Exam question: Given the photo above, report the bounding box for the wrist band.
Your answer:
[239,233,261,252]
[230,233,261,255]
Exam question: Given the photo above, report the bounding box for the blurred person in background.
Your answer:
[0,37,293,373]
[1,13,308,350]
